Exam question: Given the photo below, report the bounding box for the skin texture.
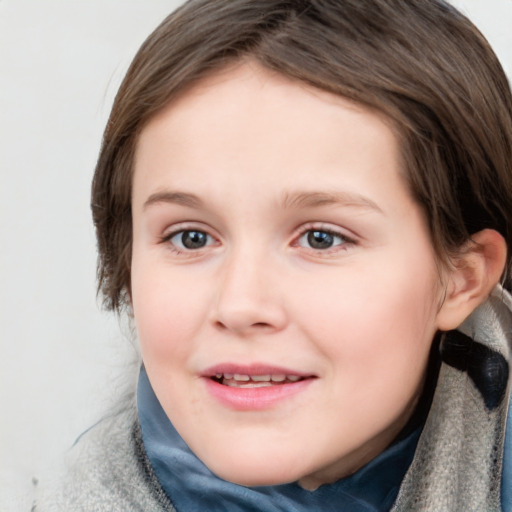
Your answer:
[130,62,456,490]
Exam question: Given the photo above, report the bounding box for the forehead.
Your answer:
[132,62,415,221]
[139,61,397,143]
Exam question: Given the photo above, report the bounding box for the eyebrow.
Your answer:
[143,191,203,210]
[281,190,383,214]
[143,189,383,214]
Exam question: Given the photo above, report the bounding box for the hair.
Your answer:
[92,0,512,311]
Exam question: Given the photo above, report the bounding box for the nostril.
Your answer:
[214,320,271,330]
[214,320,228,330]
[252,322,271,328]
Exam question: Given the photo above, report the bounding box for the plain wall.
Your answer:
[0,0,184,492]
[1,0,511,494]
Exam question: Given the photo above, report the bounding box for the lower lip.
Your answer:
[203,378,314,411]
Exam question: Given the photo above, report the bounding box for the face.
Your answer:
[131,63,446,490]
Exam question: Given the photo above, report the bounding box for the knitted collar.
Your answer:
[392,286,512,511]
[137,366,421,512]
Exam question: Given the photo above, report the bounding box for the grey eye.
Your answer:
[299,230,345,250]
[171,230,211,250]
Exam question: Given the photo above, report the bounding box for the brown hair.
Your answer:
[92,0,512,311]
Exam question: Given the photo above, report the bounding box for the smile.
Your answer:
[202,364,316,410]
[212,373,304,388]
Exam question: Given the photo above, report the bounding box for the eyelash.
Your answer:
[293,224,356,254]
[160,223,356,256]
[160,226,218,256]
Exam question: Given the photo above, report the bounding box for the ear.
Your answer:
[436,229,507,331]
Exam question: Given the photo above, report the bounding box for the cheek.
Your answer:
[300,274,439,445]
[131,261,207,363]
[295,254,440,384]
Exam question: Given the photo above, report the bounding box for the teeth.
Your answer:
[215,373,302,383]
[226,381,274,388]
[251,375,271,382]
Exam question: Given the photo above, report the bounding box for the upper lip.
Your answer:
[201,363,315,378]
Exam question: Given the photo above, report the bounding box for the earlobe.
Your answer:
[436,229,507,331]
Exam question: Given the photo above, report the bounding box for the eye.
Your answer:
[168,230,214,250]
[298,229,349,250]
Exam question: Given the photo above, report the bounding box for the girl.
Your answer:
[34,0,512,510]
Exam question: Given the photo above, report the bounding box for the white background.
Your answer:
[1,0,511,494]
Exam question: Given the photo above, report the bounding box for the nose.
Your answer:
[211,248,288,335]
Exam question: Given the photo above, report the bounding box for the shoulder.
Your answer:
[394,287,512,511]
[503,376,512,508]
[32,398,176,512]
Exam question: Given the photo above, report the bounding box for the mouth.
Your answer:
[210,372,306,388]
[202,365,316,410]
